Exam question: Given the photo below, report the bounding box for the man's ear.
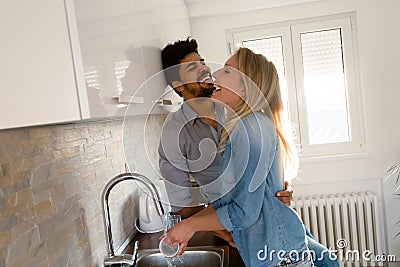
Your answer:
[172,81,184,93]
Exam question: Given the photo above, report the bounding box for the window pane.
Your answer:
[300,29,350,145]
[242,37,290,118]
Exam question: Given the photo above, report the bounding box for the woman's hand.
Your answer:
[162,219,196,256]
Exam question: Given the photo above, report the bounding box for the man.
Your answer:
[158,37,293,218]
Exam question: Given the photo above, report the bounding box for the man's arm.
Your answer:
[158,124,196,213]
[276,181,293,206]
[159,149,194,212]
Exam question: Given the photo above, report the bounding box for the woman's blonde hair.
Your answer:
[219,47,298,179]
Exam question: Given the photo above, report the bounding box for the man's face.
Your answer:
[176,52,214,100]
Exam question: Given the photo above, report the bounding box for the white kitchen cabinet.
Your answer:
[0,0,84,130]
[0,0,191,130]
[68,0,190,119]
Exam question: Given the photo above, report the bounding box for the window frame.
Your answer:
[226,13,366,159]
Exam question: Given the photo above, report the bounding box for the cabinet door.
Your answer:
[0,0,82,130]
[67,0,191,119]
[67,0,165,118]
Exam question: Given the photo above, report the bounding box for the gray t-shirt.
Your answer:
[158,102,225,212]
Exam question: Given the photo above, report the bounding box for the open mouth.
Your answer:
[211,86,222,97]
[198,73,213,83]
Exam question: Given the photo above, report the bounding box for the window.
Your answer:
[226,13,365,158]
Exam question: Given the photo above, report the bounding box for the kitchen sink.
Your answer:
[135,246,228,267]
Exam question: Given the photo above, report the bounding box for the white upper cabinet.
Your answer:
[0,0,82,130]
[67,0,190,118]
[0,0,190,130]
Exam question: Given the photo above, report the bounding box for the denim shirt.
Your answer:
[212,112,308,267]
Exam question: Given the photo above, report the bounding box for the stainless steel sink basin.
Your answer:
[135,246,228,267]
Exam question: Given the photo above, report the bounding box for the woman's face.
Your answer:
[212,54,245,109]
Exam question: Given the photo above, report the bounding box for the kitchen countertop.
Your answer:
[124,231,246,267]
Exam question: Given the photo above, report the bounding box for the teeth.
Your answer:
[214,86,221,91]
[199,74,212,82]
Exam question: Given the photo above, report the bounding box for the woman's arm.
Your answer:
[163,205,225,255]
[164,205,225,242]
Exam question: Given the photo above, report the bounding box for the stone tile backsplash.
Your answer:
[0,115,165,267]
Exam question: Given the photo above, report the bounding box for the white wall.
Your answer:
[188,0,400,262]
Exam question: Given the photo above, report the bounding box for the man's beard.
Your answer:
[185,82,215,98]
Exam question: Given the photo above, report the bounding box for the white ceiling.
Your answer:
[182,0,322,18]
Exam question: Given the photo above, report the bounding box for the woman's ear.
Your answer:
[172,81,184,93]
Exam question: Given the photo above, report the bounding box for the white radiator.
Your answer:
[292,192,384,267]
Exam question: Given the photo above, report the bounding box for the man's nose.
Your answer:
[199,62,210,72]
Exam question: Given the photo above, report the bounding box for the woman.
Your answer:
[164,47,312,266]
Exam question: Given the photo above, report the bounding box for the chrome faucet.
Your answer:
[102,173,165,266]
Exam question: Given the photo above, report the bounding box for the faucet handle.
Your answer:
[103,254,135,266]
[132,240,139,264]
[103,241,140,267]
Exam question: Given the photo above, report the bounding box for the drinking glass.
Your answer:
[159,214,181,257]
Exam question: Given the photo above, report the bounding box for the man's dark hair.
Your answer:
[161,37,199,97]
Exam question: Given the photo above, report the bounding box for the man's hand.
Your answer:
[276,181,293,206]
